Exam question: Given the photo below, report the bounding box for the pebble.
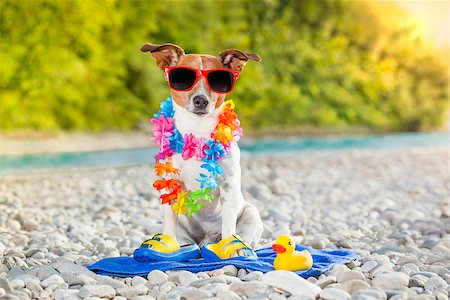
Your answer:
[132,276,147,286]
[370,263,394,278]
[320,287,351,299]
[53,262,97,278]
[389,293,408,300]
[53,288,80,300]
[116,284,148,298]
[409,275,427,288]
[159,281,173,293]
[310,237,330,249]
[351,287,387,300]
[237,269,247,280]
[167,287,212,299]
[262,270,321,297]
[209,268,224,277]
[147,270,168,285]
[196,272,210,279]
[243,271,263,282]
[205,282,229,295]
[217,290,241,299]
[341,279,370,294]
[216,275,241,284]
[78,285,116,298]
[328,265,350,277]
[399,263,420,276]
[229,281,270,297]
[287,292,315,300]
[133,296,156,300]
[372,272,409,290]
[14,274,40,286]
[9,279,25,290]
[177,271,198,286]
[222,265,238,277]
[7,219,21,231]
[316,276,336,288]
[97,277,128,290]
[68,274,97,286]
[41,274,65,288]
[26,281,43,293]
[424,276,448,293]
[361,261,378,273]
[0,277,11,293]
[336,270,366,283]
[35,266,59,281]
[190,277,227,288]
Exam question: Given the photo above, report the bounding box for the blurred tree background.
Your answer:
[0,0,448,133]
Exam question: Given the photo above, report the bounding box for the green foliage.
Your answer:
[0,0,448,132]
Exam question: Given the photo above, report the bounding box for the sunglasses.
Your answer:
[164,67,240,94]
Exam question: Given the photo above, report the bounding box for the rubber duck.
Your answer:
[272,235,313,271]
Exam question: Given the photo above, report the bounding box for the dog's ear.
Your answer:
[140,43,185,70]
[219,49,261,72]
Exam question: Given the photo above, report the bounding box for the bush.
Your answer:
[0,0,448,132]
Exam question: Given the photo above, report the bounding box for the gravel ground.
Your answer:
[0,148,449,300]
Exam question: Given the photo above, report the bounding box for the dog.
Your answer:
[141,42,263,256]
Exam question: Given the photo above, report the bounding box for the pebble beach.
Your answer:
[0,147,449,300]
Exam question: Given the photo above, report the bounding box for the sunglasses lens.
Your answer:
[207,70,234,93]
[169,68,197,91]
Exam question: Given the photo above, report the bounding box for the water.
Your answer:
[0,132,448,175]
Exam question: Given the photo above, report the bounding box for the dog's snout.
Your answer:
[193,95,209,109]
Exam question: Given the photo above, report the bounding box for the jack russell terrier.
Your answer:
[141,42,263,257]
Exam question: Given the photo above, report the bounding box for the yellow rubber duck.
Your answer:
[272,235,313,271]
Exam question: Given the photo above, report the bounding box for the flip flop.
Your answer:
[201,235,258,262]
[133,234,201,262]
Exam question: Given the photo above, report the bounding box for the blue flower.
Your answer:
[204,140,226,161]
[154,97,174,118]
[201,160,223,177]
[196,173,220,189]
[168,129,184,153]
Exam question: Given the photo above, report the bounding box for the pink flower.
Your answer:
[151,115,174,148]
[182,133,198,160]
[195,137,207,160]
[233,126,243,142]
[154,144,175,162]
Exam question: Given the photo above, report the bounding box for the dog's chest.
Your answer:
[171,155,205,191]
[171,102,221,191]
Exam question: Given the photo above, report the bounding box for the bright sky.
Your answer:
[393,0,449,46]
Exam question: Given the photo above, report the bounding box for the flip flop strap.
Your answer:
[215,235,252,259]
[142,234,180,253]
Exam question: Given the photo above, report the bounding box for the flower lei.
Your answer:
[151,97,242,217]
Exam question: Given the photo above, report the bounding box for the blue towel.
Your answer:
[88,244,357,278]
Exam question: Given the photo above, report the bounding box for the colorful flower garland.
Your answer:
[151,97,242,217]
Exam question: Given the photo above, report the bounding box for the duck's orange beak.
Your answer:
[272,244,286,253]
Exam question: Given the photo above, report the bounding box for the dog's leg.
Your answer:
[161,203,177,237]
[219,148,245,240]
[236,202,263,248]
[219,147,263,255]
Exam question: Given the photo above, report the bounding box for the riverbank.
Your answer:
[3,128,444,156]
[0,147,449,299]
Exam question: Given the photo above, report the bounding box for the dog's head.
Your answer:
[141,43,261,117]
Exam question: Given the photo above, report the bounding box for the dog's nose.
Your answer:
[193,95,209,109]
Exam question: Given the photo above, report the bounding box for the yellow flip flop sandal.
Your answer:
[201,235,257,262]
[133,234,201,262]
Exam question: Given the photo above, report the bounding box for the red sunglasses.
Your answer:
[164,66,240,94]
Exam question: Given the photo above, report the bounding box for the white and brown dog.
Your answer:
[141,42,263,255]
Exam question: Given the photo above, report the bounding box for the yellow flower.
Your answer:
[223,100,235,111]
[172,192,187,215]
[214,123,233,145]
